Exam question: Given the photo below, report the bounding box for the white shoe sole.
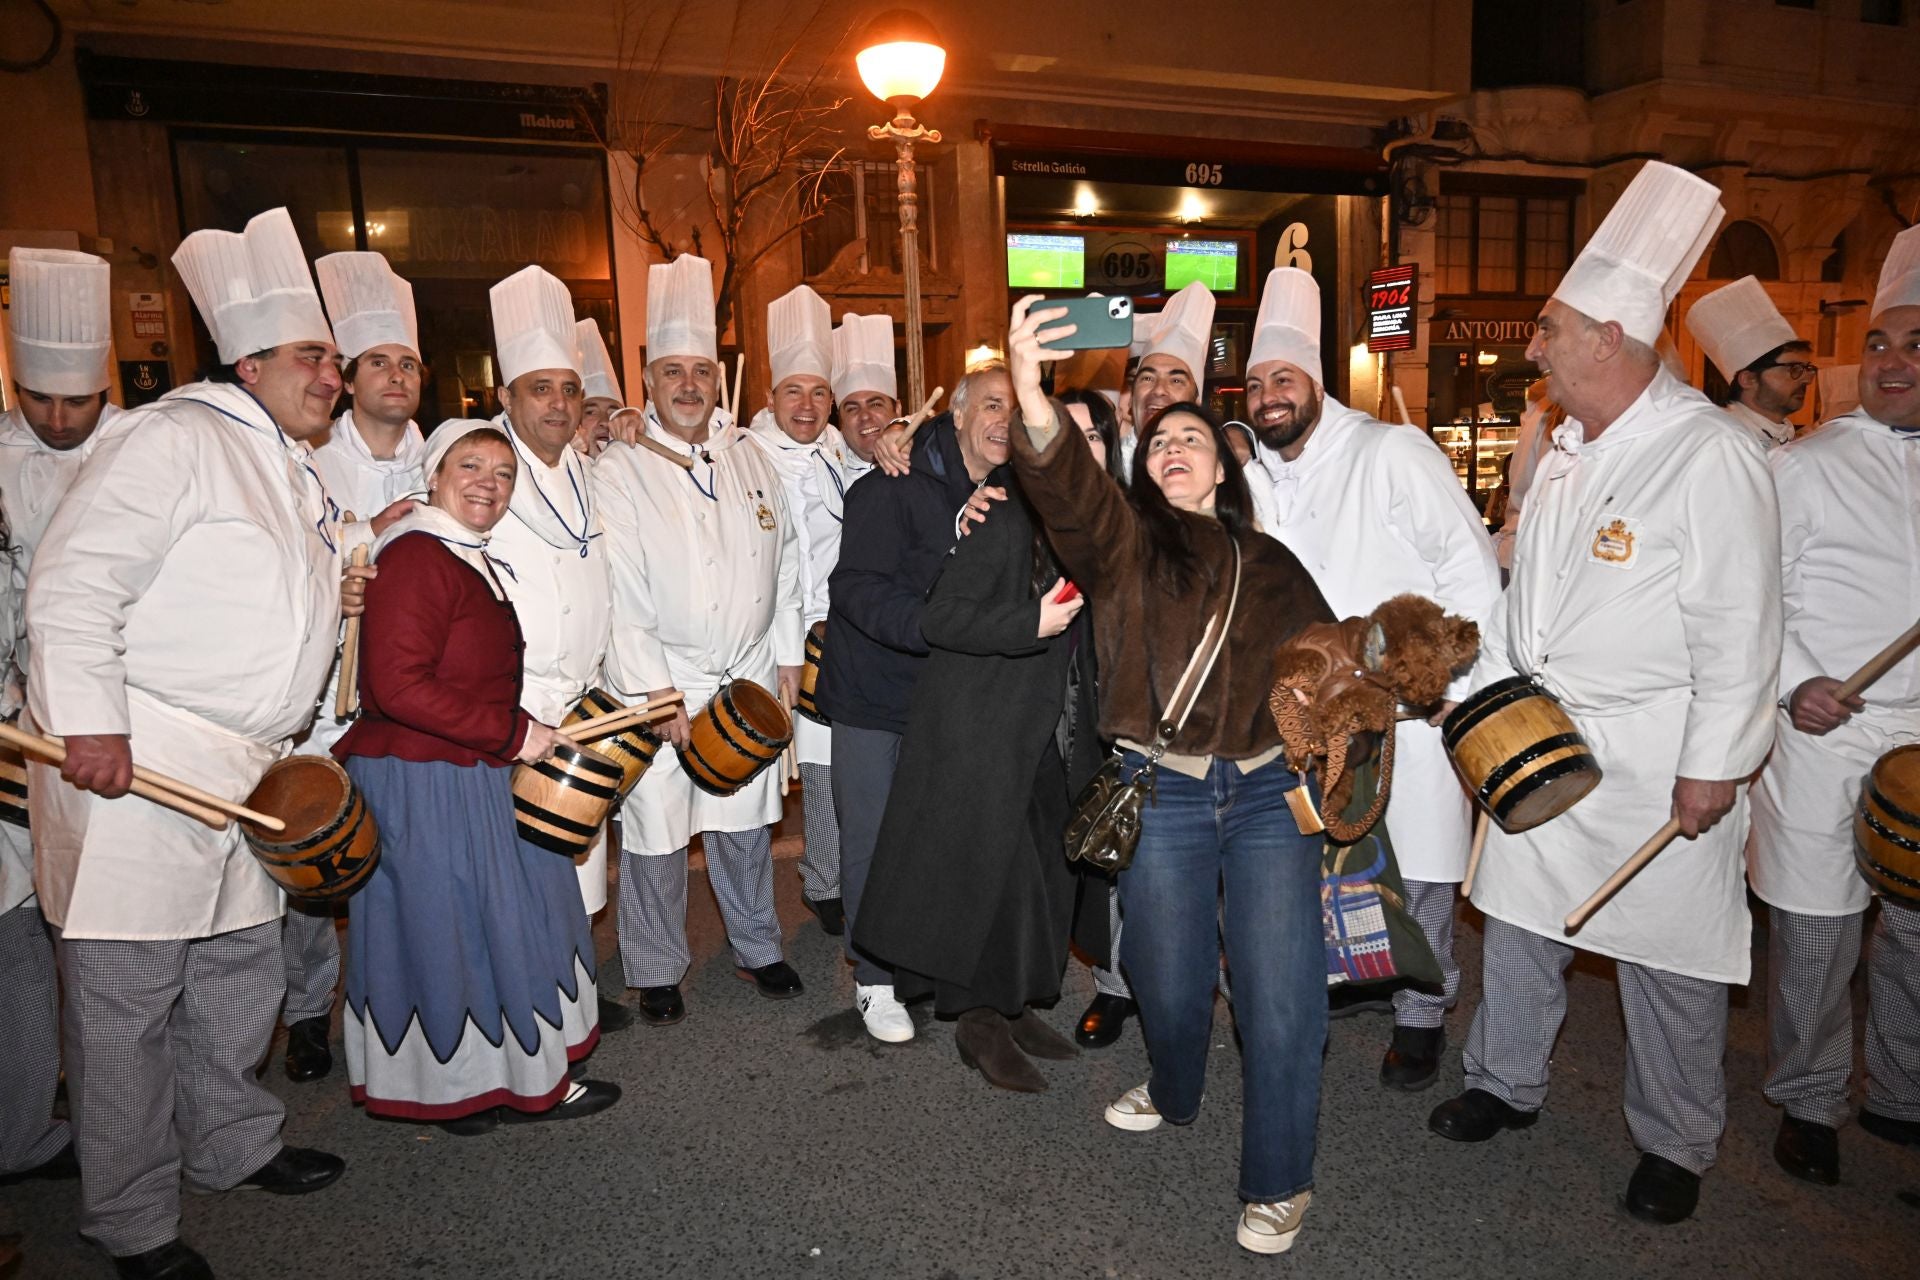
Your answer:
[1103,1104,1164,1132]
[858,1007,915,1044]
[1236,1220,1302,1255]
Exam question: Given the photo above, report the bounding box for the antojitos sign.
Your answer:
[1428,300,1542,346]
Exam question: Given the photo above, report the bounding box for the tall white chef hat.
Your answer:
[575,318,623,404]
[489,265,580,388]
[172,207,334,363]
[5,247,112,396]
[767,285,831,389]
[1246,267,1322,386]
[646,254,717,364]
[1551,161,1724,347]
[315,251,418,360]
[1138,280,1215,381]
[831,311,896,403]
[1685,275,1799,379]
[1871,225,1920,322]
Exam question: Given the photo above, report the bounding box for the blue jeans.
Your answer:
[1117,753,1325,1202]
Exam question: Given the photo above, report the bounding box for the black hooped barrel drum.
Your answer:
[1855,744,1920,909]
[1442,676,1602,834]
[562,687,660,799]
[798,621,828,725]
[240,756,381,902]
[0,740,29,828]
[513,740,624,857]
[682,680,792,797]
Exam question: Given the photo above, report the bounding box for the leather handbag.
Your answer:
[1065,542,1242,873]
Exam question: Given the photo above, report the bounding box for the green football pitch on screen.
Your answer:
[1007,234,1085,288]
[1164,240,1237,292]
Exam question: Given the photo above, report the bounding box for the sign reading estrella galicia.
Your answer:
[1366,265,1417,353]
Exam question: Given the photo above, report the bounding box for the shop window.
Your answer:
[1707,220,1782,280]
[1434,190,1575,298]
[800,159,937,279]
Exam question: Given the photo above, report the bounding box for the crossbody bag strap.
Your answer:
[1152,538,1244,749]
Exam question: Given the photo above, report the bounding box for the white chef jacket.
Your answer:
[487,414,614,913]
[26,382,342,940]
[1723,398,1794,451]
[1259,397,1500,882]
[1750,411,1920,915]
[743,410,860,768]
[1469,367,1781,983]
[593,415,804,856]
[299,411,427,758]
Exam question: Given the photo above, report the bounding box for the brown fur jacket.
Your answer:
[1011,403,1333,760]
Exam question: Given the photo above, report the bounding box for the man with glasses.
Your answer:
[1687,276,1813,450]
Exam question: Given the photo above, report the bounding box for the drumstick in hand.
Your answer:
[0,723,233,831]
[1836,615,1920,701]
[1461,810,1490,898]
[893,387,946,443]
[1564,818,1683,933]
[634,434,696,472]
[335,543,371,720]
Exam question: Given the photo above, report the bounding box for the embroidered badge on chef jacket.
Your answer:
[756,501,776,531]
[1588,516,1638,567]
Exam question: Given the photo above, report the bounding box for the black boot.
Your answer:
[1773,1114,1839,1186]
[1624,1153,1700,1225]
[1380,1025,1445,1092]
[1074,993,1134,1048]
[955,1009,1048,1093]
[282,1015,332,1083]
[1428,1088,1538,1142]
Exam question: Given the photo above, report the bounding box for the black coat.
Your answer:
[854,484,1099,1009]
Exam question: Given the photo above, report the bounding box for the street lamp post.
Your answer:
[856,10,946,409]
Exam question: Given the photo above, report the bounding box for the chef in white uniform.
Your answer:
[1121,282,1213,480]
[483,267,622,1027]
[29,207,353,1277]
[1243,266,1500,1089]
[575,316,625,458]
[746,286,857,939]
[594,253,805,1026]
[1748,226,1920,1184]
[831,311,899,471]
[1428,163,1781,1227]
[0,246,117,1186]
[1686,274,1811,450]
[275,249,428,1084]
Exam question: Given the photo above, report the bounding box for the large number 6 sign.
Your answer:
[1275,221,1313,274]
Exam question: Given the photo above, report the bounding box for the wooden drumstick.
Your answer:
[1461,809,1490,898]
[0,723,231,831]
[1835,615,1920,701]
[566,701,685,742]
[565,693,686,738]
[892,386,946,443]
[634,433,696,472]
[335,543,371,720]
[1564,817,1683,933]
[778,686,797,797]
[730,355,745,424]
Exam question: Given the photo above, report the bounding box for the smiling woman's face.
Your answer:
[1142,411,1224,512]
[431,435,518,533]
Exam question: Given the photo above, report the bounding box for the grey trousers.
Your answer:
[56,919,287,1256]
[0,900,68,1174]
[1866,899,1920,1120]
[616,828,783,988]
[1764,906,1863,1126]
[1092,880,1131,998]
[1462,915,1730,1174]
[828,723,902,987]
[280,902,340,1025]
[1394,878,1462,1030]
[797,762,840,902]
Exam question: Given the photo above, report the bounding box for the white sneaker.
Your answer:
[1236,1191,1312,1255]
[855,984,914,1043]
[1103,1082,1164,1132]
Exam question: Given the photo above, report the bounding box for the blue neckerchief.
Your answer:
[183,391,338,555]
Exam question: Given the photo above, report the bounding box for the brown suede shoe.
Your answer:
[1009,1010,1080,1061]
[955,1009,1048,1092]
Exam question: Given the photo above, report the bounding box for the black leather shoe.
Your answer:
[0,1140,78,1185]
[1624,1152,1701,1225]
[233,1145,345,1195]
[1428,1088,1538,1142]
[1074,993,1134,1048]
[636,985,686,1025]
[805,896,845,936]
[1380,1025,1445,1092]
[113,1239,212,1280]
[1329,983,1396,1019]
[500,1080,621,1125]
[435,1109,500,1137]
[737,961,805,999]
[1860,1108,1920,1147]
[596,995,634,1034]
[282,1015,333,1083]
[1773,1114,1839,1185]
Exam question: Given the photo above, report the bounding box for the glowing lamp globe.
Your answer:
[856,10,946,111]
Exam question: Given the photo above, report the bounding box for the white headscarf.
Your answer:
[376,418,518,594]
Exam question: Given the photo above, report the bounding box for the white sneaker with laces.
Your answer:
[1237,1191,1312,1255]
[1103,1082,1164,1131]
[855,984,914,1043]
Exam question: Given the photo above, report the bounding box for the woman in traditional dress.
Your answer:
[337,419,618,1134]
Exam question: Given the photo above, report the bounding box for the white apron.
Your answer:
[26,383,340,940]
[1259,399,1500,882]
[1469,370,1781,983]
[593,416,803,856]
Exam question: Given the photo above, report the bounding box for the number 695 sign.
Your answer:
[1184,162,1225,186]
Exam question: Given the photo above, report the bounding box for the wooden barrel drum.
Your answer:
[0,741,29,828]
[240,756,380,902]
[798,621,828,725]
[683,680,792,797]
[563,687,660,798]
[1855,744,1920,909]
[1442,676,1602,833]
[513,740,624,857]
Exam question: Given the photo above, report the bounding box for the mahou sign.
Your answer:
[1366,264,1417,353]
